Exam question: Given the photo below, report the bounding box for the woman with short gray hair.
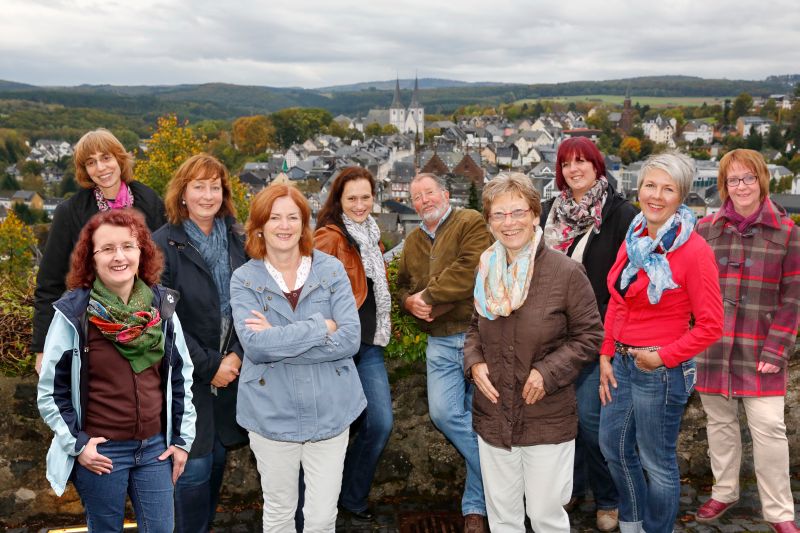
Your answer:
[598,151,724,533]
[465,172,604,532]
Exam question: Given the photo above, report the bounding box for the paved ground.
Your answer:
[208,476,800,532]
[11,476,800,532]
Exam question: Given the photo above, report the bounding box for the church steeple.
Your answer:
[390,77,403,109]
[409,75,420,109]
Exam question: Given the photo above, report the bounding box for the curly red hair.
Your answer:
[66,209,163,289]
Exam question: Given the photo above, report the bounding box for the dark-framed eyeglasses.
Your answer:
[725,174,758,188]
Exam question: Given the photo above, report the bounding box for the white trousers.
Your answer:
[478,435,574,533]
[249,429,349,533]
[700,394,795,522]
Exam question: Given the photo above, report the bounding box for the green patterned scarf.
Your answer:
[87,278,165,373]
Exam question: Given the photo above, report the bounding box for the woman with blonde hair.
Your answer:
[33,128,165,372]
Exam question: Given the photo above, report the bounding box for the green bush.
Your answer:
[385,258,428,362]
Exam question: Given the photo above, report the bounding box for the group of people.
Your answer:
[33,128,798,533]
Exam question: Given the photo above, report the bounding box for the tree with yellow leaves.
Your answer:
[619,136,642,165]
[0,211,37,286]
[232,115,276,156]
[134,114,205,197]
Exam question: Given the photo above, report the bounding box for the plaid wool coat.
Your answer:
[695,197,800,397]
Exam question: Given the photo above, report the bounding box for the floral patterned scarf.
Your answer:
[94,181,134,211]
[474,226,542,320]
[543,176,608,252]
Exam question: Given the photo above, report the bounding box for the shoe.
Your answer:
[340,506,374,522]
[464,513,487,533]
[768,521,800,533]
[596,508,619,532]
[695,498,738,522]
[564,495,584,513]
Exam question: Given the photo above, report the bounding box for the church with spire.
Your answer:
[365,76,425,142]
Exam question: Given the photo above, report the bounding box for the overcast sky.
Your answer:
[1,0,798,88]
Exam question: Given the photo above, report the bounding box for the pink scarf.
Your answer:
[94,181,134,211]
[721,198,763,233]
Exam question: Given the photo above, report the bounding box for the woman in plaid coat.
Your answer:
[694,149,800,533]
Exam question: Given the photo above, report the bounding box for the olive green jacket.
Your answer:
[397,209,493,336]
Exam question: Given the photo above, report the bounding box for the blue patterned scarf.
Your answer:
[620,204,696,304]
[184,217,231,318]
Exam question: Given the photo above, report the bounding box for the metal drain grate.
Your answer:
[398,511,464,533]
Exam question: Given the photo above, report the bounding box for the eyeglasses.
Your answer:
[85,154,116,168]
[725,174,758,188]
[93,242,139,256]
[488,208,531,223]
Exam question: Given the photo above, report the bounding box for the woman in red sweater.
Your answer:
[598,151,723,533]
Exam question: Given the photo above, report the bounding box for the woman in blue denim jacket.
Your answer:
[231,184,366,532]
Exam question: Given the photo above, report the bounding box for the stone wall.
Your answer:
[2,358,798,527]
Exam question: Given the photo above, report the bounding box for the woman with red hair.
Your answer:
[230,184,365,532]
[37,209,195,532]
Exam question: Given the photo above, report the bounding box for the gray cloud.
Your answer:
[1,0,798,87]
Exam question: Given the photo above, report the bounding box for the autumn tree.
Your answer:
[232,115,276,156]
[618,136,642,165]
[0,211,37,284]
[134,114,204,196]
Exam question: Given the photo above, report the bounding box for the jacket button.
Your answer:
[259,378,265,386]
[263,305,269,311]
[508,345,514,351]
[267,295,272,300]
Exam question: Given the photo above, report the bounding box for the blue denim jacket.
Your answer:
[231,250,366,442]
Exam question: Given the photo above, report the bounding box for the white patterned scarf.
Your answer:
[342,214,392,347]
[474,226,542,320]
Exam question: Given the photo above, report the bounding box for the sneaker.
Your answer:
[596,508,619,532]
[464,514,487,533]
[695,498,738,522]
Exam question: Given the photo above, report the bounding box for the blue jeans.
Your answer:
[175,435,229,532]
[73,434,174,533]
[573,361,618,510]
[426,333,486,516]
[208,434,228,525]
[340,343,394,513]
[175,453,212,533]
[599,353,696,533]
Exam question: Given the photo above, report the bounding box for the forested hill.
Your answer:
[0,75,797,124]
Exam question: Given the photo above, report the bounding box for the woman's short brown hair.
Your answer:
[73,129,134,188]
[164,153,236,224]
[481,172,542,222]
[717,149,770,203]
[245,184,313,260]
[66,209,163,289]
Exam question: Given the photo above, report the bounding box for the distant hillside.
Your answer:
[316,77,504,92]
[0,75,796,126]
